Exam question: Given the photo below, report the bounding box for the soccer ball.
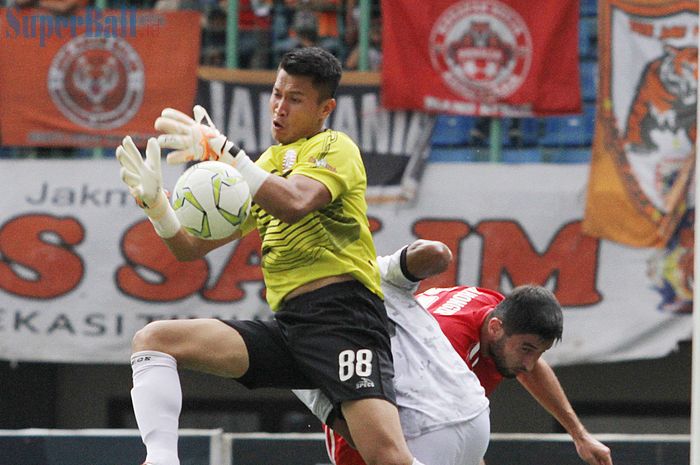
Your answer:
[171,161,251,240]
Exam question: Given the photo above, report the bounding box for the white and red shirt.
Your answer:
[416,286,505,396]
[378,254,489,439]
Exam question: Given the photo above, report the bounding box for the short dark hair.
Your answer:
[279,46,342,101]
[490,285,563,342]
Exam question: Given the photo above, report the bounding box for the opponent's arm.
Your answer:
[517,360,613,465]
[155,106,330,224]
[116,136,240,261]
[403,239,453,280]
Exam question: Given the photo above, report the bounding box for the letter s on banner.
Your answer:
[116,220,209,301]
[0,214,85,298]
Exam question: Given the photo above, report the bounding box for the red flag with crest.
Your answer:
[381,0,581,117]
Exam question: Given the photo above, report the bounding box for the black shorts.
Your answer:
[223,280,396,416]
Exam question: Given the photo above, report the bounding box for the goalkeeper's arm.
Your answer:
[162,229,243,262]
[117,135,242,261]
[155,106,332,224]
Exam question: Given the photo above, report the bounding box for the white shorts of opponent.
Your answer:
[406,407,490,465]
[294,389,490,465]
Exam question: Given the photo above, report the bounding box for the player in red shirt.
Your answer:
[325,285,613,465]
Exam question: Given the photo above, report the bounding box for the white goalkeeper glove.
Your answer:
[155,105,243,165]
[116,136,180,238]
[155,105,269,196]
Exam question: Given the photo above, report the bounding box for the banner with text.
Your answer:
[380,0,581,116]
[0,8,200,148]
[0,160,690,364]
[195,71,434,203]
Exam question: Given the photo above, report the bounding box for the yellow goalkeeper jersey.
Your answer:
[240,129,382,310]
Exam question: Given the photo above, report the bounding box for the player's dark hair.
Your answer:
[279,46,342,101]
[491,285,563,342]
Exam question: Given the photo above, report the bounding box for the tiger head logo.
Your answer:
[48,36,145,130]
[624,45,698,154]
[71,54,120,108]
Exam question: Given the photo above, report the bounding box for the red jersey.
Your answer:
[325,286,505,465]
[416,286,505,396]
[239,0,272,31]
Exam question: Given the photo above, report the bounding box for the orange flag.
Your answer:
[0,8,201,148]
[583,0,697,248]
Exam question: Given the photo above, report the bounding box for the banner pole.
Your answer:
[691,33,699,463]
[226,0,240,69]
[92,0,107,159]
[489,118,502,163]
[358,0,370,71]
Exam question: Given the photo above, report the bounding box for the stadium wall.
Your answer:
[0,340,689,435]
[0,430,690,465]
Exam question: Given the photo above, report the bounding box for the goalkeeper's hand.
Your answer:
[117,136,165,210]
[116,136,181,238]
[155,105,245,166]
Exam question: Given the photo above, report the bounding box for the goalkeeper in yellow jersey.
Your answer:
[116,47,427,465]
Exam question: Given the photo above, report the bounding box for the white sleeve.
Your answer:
[378,247,420,292]
[292,389,333,424]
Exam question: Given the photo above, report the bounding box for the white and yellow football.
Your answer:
[171,161,251,240]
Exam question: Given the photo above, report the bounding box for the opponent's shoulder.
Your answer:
[418,286,501,317]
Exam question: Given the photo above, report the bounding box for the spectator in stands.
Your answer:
[200,4,228,65]
[272,9,320,62]
[163,0,272,68]
[153,0,220,65]
[344,14,381,70]
[234,0,273,68]
[274,0,341,61]
[201,43,226,66]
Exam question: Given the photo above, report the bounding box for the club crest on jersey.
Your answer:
[428,0,532,101]
[48,35,144,129]
[282,149,297,170]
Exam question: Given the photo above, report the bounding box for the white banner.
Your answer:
[0,160,691,364]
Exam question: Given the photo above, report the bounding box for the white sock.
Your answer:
[412,459,426,465]
[131,351,182,465]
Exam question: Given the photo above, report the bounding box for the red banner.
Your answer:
[0,8,200,147]
[380,0,581,116]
